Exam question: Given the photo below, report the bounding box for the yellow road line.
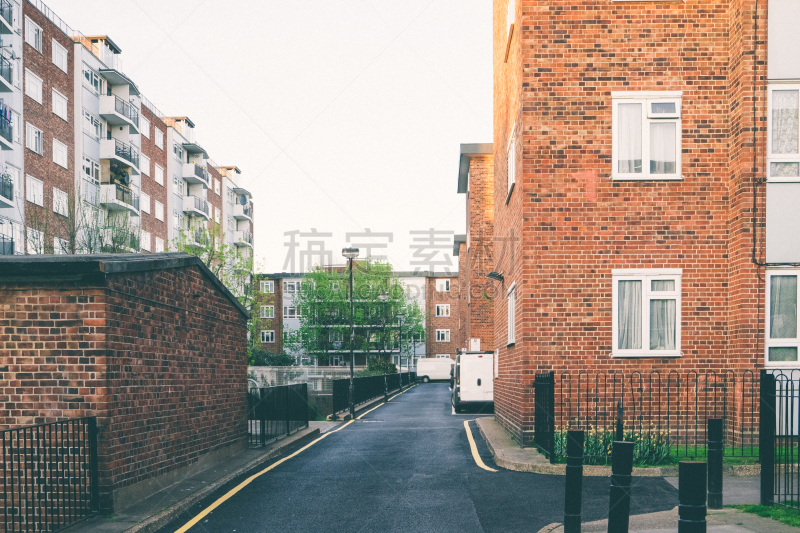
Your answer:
[356,403,384,419]
[173,420,354,533]
[388,383,417,402]
[464,420,498,472]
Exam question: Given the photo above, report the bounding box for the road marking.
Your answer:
[464,420,498,473]
[387,384,417,401]
[173,420,354,533]
[356,403,384,419]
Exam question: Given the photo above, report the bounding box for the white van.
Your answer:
[416,357,454,383]
[452,351,494,413]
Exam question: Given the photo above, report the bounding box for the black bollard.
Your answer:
[564,430,584,533]
[607,441,634,533]
[616,402,624,442]
[679,461,707,533]
[384,375,389,402]
[707,419,723,509]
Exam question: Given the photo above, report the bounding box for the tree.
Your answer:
[288,259,426,368]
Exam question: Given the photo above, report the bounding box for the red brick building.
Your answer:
[489,0,783,444]
[425,275,463,357]
[139,104,169,252]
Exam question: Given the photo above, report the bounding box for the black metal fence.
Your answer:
[331,372,415,416]
[2,417,99,533]
[533,370,759,465]
[247,383,309,447]
[760,369,800,510]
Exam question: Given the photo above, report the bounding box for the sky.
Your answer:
[45,0,493,273]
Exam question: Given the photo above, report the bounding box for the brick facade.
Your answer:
[490,0,767,444]
[426,276,462,358]
[254,274,283,354]
[139,106,169,250]
[0,254,249,510]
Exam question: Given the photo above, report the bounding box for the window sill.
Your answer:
[611,174,683,181]
[506,342,515,348]
[505,183,515,205]
[766,177,800,184]
[612,351,681,358]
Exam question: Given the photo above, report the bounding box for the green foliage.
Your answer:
[728,504,800,528]
[355,358,398,377]
[249,347,295,367]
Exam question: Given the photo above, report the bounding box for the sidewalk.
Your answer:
[64,422,340,533]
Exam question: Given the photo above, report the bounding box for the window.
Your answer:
[768,86,800,181]
[283,307,298,318]
[612,269,682,357]
[261,280,274,293]
[261,330,275,343]
[436,329,450,342]
[331,281,340,291]
[12,110,19,143]
[507,125,516,195]
[53,187,67,216]
[436,304,450,317]
[7,165,20,198]
[214,207,220,224]
[26,227,43,254]
[436,279,450,292]
[155,201,164,221]
[154,164,164,186]
[52,139,67,168]
[140,192,151,214]
[52,90,67,121]
[83,156,100,184]
[140,153,150,176]
[141,231,151,252]
[82,64,102,95]
[141,116,150,139]
[260,306,274,319]
[507,284,516,345]
[52,40,67,72]
[83,110,102,140]
[53,237,68,255]
[284,281,299,293]
[26,175,42,205]
[24,69,42,104]
[25,123,42,155]
[214,178,220,195]
[612,92,682,180]
[766,271,800,365]
[24,17,42,53]
[154,129,163,150]
[173,143,183,161]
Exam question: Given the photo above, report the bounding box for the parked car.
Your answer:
[452,351,494,413]
[416,357,454,383]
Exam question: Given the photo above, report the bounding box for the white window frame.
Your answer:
[53,187,67,216]
[83,156,100,184]
[51,39,67,73]
[25,175,42,206]
[154,129,164,150]
[261,330,275,344]
[27,227,43,254]
[435,304,450,317]
[82,64,102,95]
[260,305,274,319]
[52,138,67,168]
[214,178,220,195]
[140,191,151,214]
[283,306,298,319]
[507,283,516,345]
[82,110,102,141]
[767,84,800,182]
[611,269,682,358]
[611,91,682,181]
[155,201,164,221]
[24,68,42,104]
[53,236,68,254]
[435,329,450,342]
[141,116,150,139]
[765,269,800,367]
[154,164,164,186]
[24,17,42,53]
[155,237,165,253]
[261,280,274,293]
[141,231,151,252]
[52,89,68,121]
[140,153,150,176]
[436,279,450,292]
[25,122,42,155]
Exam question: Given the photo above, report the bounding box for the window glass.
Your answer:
[649,122,676,174]
[25,69,42,103]
[618,103,642,174]
[52,90,67,120]
[53,139,68,168]
[772,90,799,155]
[52,40,67,72]
[53,187,67,216]
[770,276,798,339]
[141,116,150,139]
[24,17,41,52]
[140,154,150,176]
[614,272,681,356]
[155,201,164,221]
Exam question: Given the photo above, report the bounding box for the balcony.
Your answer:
[182,163,210,188]
[0,108,11,151]
[102,228,140,253]
[101,138,140,174]
[0,234,13,255]
[185,227,208,249]
[234,230,253,248]
[99,94,139,132]
[100,183,139,215]
[0,172,12,208]
[0,0,12,34]
[0,55,12,92]
[233,203,252,221]
[183,195,210,219]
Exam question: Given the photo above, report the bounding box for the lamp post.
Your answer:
[342,247,359,420]
[397,309,406,389]
[378,292,389,366]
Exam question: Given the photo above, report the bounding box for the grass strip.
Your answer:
[727,503,800,528]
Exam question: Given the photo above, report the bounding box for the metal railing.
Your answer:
[111,184,139,211]
[113,95,139,128]
[186,195,209,217]
[247,383,309,447]
[0,54,12,87]
[0,0,11,29]
[238,204,253,218]
[2,417,99,532]
[237,231,253,246]
[0,173,12,202]
[0,234,13,255]
[331,372,415,415]
[113,139,139,168]
[190,164,209,185]
[760,369,800,509]
[0,109,12,145]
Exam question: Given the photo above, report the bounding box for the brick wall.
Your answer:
[22,0,75,247]
[253,275,283,354]
[426,277,461,358]
[140,106,169,249]
[0,254,249,510]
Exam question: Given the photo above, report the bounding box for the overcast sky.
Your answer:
[46,0,493,273]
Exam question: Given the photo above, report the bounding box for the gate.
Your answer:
[534,371,555,462]
[760,369,800,508]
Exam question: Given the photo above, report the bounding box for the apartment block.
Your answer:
[488,0,798,445]
[0,0,23,254]
[426,275,462,358]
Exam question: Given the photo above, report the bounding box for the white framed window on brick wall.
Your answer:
[141,231,151,252]
[612,92,682,180]
[52,138,67,168]
[436,304,450,317]
[25,175,42,206]
[436,279,450,292]
[261,280,274,293]
[261,330,275,343]
[140,153,150,176]
[214,207,220,224]
[53,237,68,254]
[436,329,450,342]
[154,129,164,150]
[214,178,220,195]
[51,39,67,73]
[155,237,164,253]
[24,69,41,104]
[53,187,67,217]
[766,270,800,366]
[767,85,800,182]
[155,200,164,221]
[507,123,516,198]
[24,17,41,53]
[25,123,42,155]
[507,283,516,345]
[140,192,150,214]
[52,89,67,121]
[612,269,682,358]
[141,116,150,139]
[260,306,274,319]
[154,164,164,186]
[26,227,43,254]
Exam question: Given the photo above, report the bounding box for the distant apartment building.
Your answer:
[0,0,253,269]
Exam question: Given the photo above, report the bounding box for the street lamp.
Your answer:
[378,292,389,363]
[342,247,359,420]
[397,308,406,389]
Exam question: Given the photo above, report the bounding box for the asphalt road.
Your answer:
[155,383,678,533]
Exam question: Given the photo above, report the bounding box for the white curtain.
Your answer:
[772,90,799,155]
[649,299,676,350]
[770,275,797,339]
[618,280,642,349]
[650,122,676,174]
[618,104,642,173]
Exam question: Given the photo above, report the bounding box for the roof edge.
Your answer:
[458,143,493,193]
[453,234,466,256]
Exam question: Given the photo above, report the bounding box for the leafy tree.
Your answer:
[249,347,296,367]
